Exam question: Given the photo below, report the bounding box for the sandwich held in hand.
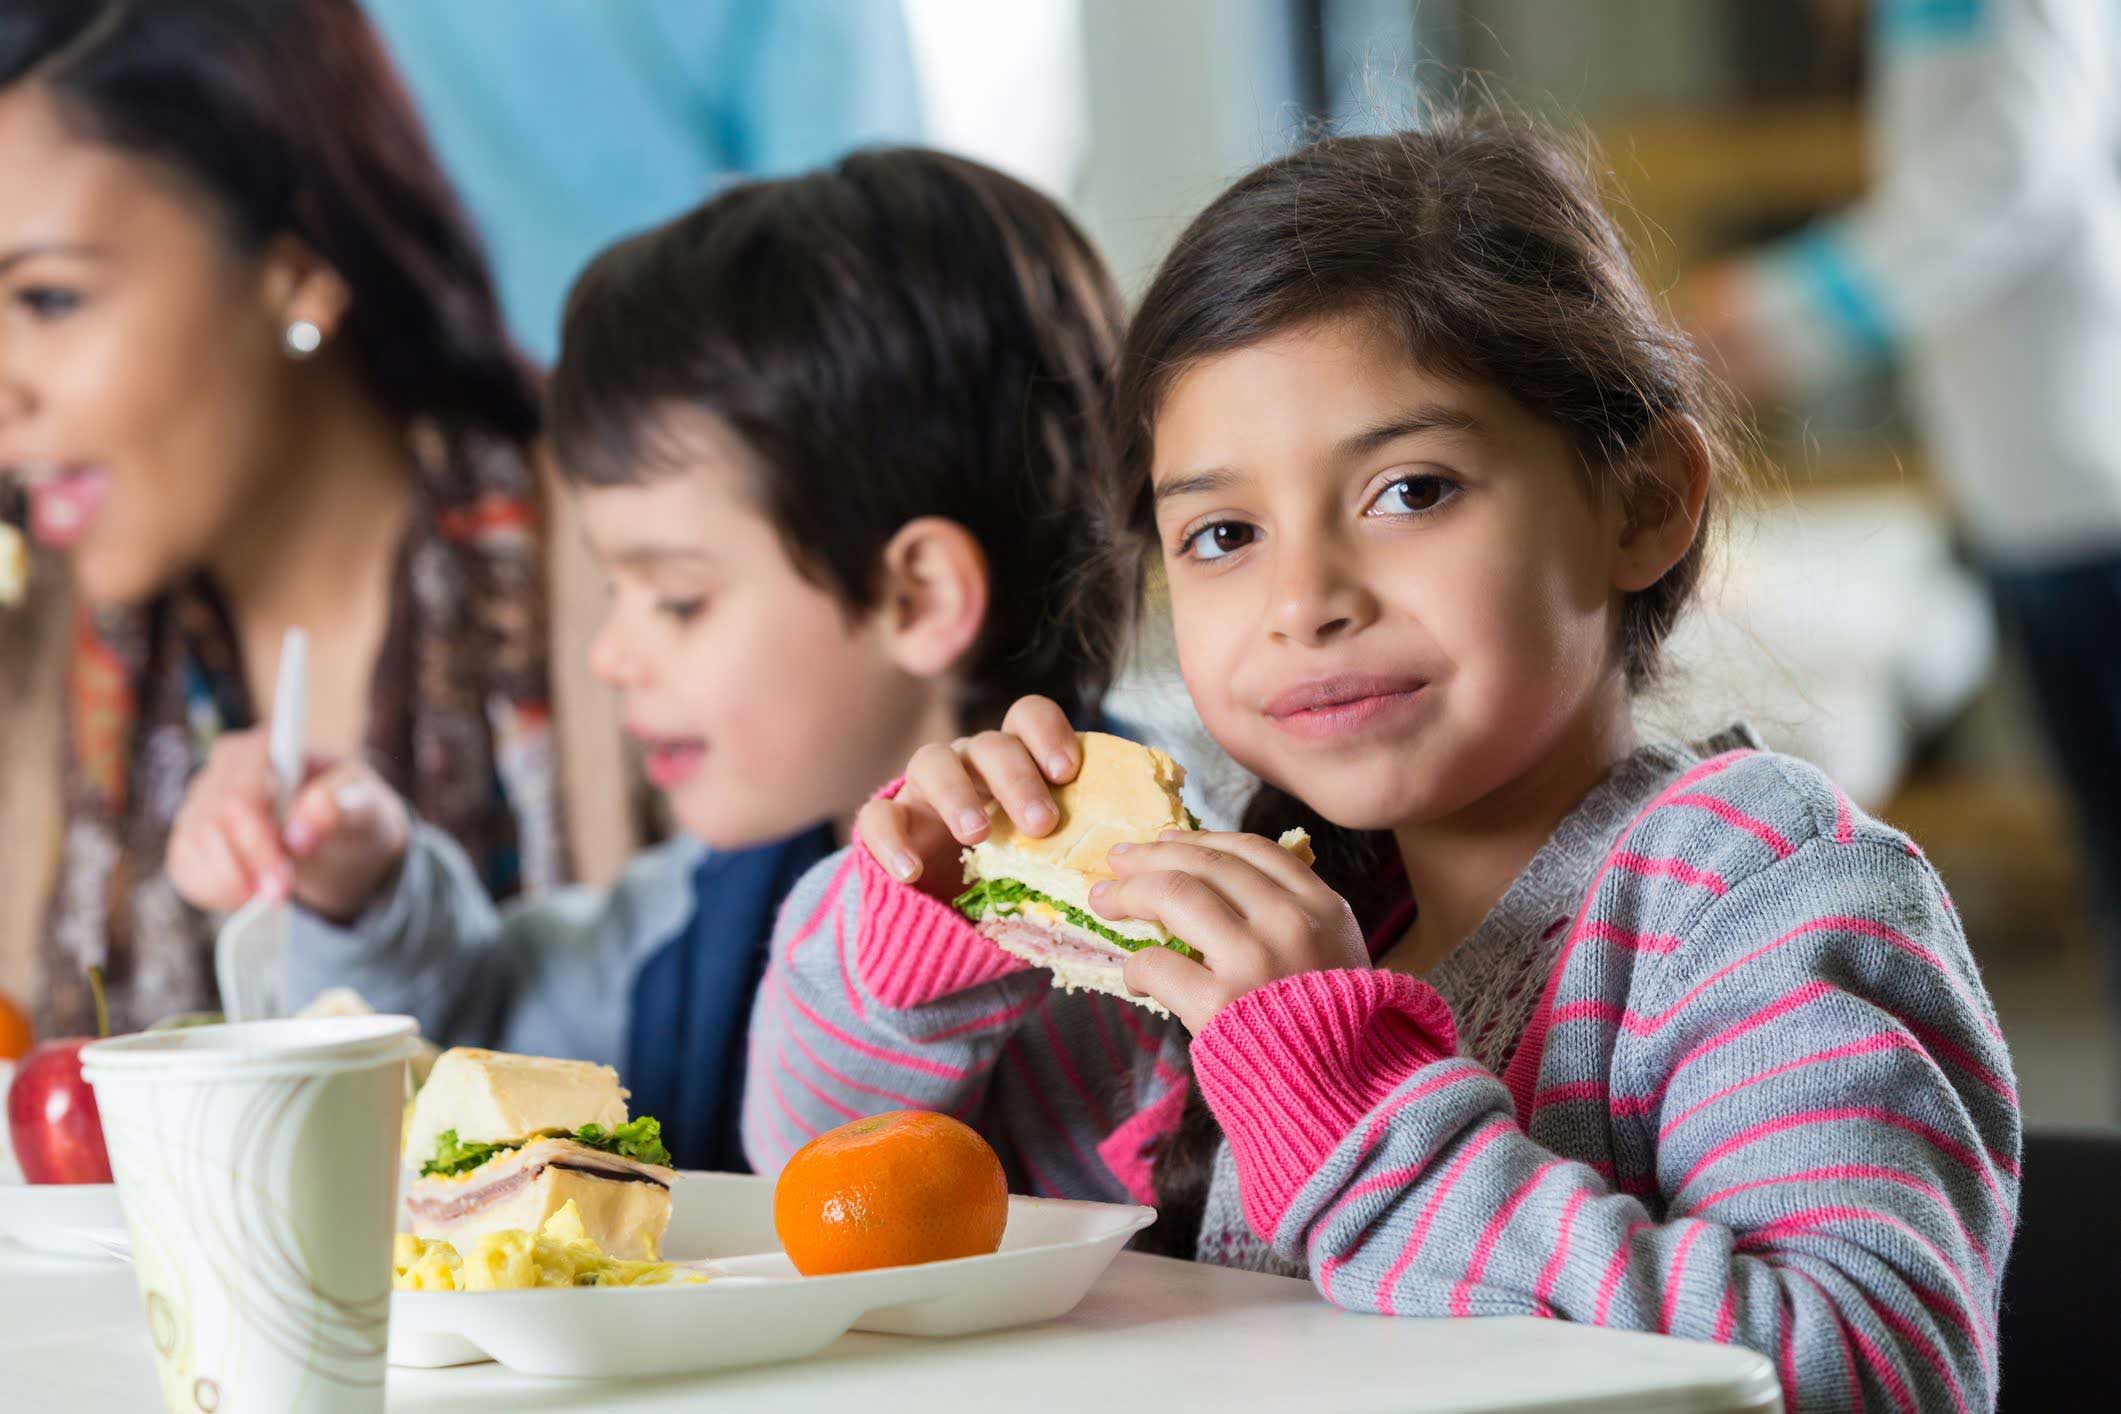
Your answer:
[953,732,1311,1014]
[774,1110,1007,1276]
[404,1048,675,1261]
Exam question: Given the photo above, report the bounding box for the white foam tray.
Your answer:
[387,1171,1155,1377]
[0,1181,129,1260]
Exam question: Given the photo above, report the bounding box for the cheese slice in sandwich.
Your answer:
[953,732,1313,1017]
[403,1048,675,1261]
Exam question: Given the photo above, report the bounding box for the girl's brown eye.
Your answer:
[1182,520,1257,561]
[1372,475,1455,516]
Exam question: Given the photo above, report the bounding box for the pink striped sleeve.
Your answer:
[742,834,1050,1175]
[1230,767,2014,1414]
[851,839,1028,1008]
[1189,968,1457,1241]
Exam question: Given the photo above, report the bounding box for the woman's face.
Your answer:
[0,83,306,606]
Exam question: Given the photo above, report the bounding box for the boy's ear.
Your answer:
[1612,413,1712,594]
[872,517,989,680]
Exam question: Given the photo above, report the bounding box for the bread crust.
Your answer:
[976,732,1188,880]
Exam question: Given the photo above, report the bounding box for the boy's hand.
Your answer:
[855,694,1082,899]
[1096,831,1368,1033]
[167,729,410,923]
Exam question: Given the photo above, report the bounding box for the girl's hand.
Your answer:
[167,729,410,923]
[1097,831,1368,1033]
[854,694,1083,900]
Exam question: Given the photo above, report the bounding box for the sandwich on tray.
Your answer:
[953,732,1311,1017]
[403,1048,676,1261]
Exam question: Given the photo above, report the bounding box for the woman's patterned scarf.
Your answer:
[35,425,565,1036]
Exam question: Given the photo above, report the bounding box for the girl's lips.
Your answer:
[642,740,706,791]
[25,467,111,551]
[1263,673,1429,741]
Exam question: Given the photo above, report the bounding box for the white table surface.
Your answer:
[3,1246,1779,1413]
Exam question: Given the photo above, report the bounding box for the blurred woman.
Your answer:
[0,0,570,1034]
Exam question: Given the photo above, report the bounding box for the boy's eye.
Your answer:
[1179,521,1257,562]
[655,597,707,625]
[15,286,83,321]
[1367,474,1456,517]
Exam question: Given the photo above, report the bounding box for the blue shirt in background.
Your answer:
[362,0,926,360]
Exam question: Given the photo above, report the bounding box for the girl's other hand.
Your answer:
[166,729,410,923]
[1098,830,1368,1033]
[854,694,1082,899]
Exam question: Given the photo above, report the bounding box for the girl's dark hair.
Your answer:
[0,0,539,442]
[549,148,1131,729]
[1121,116,1743,1258]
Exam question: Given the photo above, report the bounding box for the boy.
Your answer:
[167,150,1129,1169]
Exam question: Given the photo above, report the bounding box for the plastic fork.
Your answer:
[214,627,307,1023]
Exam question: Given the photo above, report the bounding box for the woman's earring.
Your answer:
[282,320,324,359]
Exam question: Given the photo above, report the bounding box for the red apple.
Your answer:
[7,1038,111,1184]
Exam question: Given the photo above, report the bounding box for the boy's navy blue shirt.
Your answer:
[625,825,836,1171]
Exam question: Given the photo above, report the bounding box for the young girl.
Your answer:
[745,119,2015,1413]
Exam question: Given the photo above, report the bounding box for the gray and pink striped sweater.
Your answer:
[743,737,2018,1413]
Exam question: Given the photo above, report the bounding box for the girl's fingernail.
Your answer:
[285,820,315,853]
[1090,881,1111,903]
[1026,802,1056,830]
[957,808,988,836]
[1161,829,1185,841]
[334,781,370,813]
[1108,842,1131,856]
[894,852,920,881]
[1047,754,1074,779]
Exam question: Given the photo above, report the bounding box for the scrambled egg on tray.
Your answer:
[393,1200,708,1291]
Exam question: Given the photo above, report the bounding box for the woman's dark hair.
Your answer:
[1121,116,1743,1258]
[549,147,1131,729]
[0,0,539,442]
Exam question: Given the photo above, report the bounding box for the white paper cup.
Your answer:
[83,1016,419,1414]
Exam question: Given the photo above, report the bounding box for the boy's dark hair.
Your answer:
[549,148,1130,729]
[0,0,539,443]
[1116,116,1746,1257]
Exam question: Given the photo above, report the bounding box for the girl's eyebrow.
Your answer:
[1152,403,1482,504]
[1336,403,1481,461]
[1152,467,1240,504]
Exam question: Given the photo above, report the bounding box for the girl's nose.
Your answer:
[1266,539,1377,646]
